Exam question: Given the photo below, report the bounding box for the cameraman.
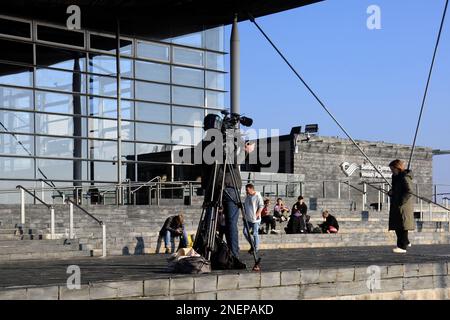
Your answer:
[200,114,254,259]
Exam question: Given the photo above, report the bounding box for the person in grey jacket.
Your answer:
[388,159,415,253]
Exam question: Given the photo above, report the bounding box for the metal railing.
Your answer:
[16,185,56,239]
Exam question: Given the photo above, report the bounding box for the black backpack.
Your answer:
[211,236,246,270]
[167,256,211,274]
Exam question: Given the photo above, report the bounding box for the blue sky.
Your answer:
[224,0,450,191]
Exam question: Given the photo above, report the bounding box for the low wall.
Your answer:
[1,262,448,300]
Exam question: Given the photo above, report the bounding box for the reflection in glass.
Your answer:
[89,54,116,75]
[205,26,224,51]
[37,25,84,47]
[0,133,33,156]
[172,66,204,87]
[206,90,225,109]
[36,113,86,137]
[0,111,33,133]
[36,90,86,115]
[0,157,34,179]
[36,136,87,158]
[172,106,204,126]
[89,140,134,160]
[88,118,117,139]
[36,68,85,93]
[206,71,225,90]
[135,102,170,123]
[88,96,116,118]
[0,64,33,87]
[36,45,86,71]
[206,52,225,71]
[135,81,170,103]
[172,126,204,146]
[0,86,33,110]
[0,18,31,39]
[173,47,203,67]
[135,60,170,83]
[172,86,204,107]
[89,76,133,98]
[171,32,203,48]
[136,41,169,61]
[135,122,171,143]
[37,159,87,181]
[89,34,133,56]
[88,161,117,182]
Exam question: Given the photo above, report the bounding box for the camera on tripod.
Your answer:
[203,110,253,133]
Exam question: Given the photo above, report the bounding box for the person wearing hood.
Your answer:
[388,159,415,253]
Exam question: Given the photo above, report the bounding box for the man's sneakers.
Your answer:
[408,243,412,248]
[270,229,280,234]
[393,247,407,254]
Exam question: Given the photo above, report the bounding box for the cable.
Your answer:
[408,0,449,170]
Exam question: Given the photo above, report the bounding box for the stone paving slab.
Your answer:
[0,245,450,289]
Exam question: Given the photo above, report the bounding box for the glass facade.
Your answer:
[0,16,226,190]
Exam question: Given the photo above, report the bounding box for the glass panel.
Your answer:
[36,136,87,158]
[36,90,86,115]
[88,76,132,98]
[121,100,133,120]
[135,81,170,103]
[0,86,33,110]
[172,32,203,48]
[135,101,170,123]
[36,68,85,93]
[205,26,224,51]
[0,64,33,87]
[206,90,225,108]
[136,143,172,162]
[172,86,204,107]
[0,18,31,39]
[0,157,34,179]
[206,71,225,90]
[89,54,116,75]
[88,96,116,118]
[0,39,33,64]
[88,161,117,182]
[37,25,84,47]
[137,163,171,183]
[172,106,204,126]
[206,52,224,71]
[135,60,170,83]
[0,133,33,156]
[36,45,86,71]
[88,118,117,139]
[172,66,204,87]
[0,111,33,133]
[121,120,134,140]
[89,34,133,55]
[37,159,87,181]
[172,126,204,145]
[88,140,134,160]
[173,47,203,67]
[36,113,86,137]
[136,41,169,61]
[135,122,171,143]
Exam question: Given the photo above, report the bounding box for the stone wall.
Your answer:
[292,136,433,205]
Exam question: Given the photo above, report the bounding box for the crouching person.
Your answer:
[319,210,339,234]
[156,214,188,253]
[243,183,263,254]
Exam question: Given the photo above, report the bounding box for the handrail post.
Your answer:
[434,185,437,203]
[377,188,381,212]
[148,186,152,206]
[50,206,55,240]
[322,181,326,198]
[69,202,74,239]
[276,183,279,198]
[20,188,25,225]
[102,224,107,257]
[337,181,341,199]
[156,183,160,206]
[62,193,65,204]
[362,182,367,210]
[420,199,423,220]
[41,180,45,203]
[429,202,432,221]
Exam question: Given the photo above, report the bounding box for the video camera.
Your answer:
[203,110,253,133]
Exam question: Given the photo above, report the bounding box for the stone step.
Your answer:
[0,250,91,262]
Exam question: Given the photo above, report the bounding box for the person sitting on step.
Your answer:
[156,214,188,253]
[260,198,279,234]
[319,210,339,234]
[273,198,290,222]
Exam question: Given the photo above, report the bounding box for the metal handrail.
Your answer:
[65,198,103,226]
[130,176,161,194]
[16,185,52,209]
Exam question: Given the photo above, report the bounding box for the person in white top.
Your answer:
[243,183,263,254]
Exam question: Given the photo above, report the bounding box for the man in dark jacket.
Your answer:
[290,196,310,233]
[158,214,188,253]
[388,159,414,253]
[319,210,339,233]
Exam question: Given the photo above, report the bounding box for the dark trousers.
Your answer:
[223,187,241,258]
[395,229,409,250]
[261,215,276,231]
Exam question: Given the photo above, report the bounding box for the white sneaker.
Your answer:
[408,243,412,247]
[270,230,280,234]
[393,247,407,254]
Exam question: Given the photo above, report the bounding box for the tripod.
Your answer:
[193,142,262,271]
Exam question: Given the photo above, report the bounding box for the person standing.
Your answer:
[243,184,264,254]
[388,159,414,253]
